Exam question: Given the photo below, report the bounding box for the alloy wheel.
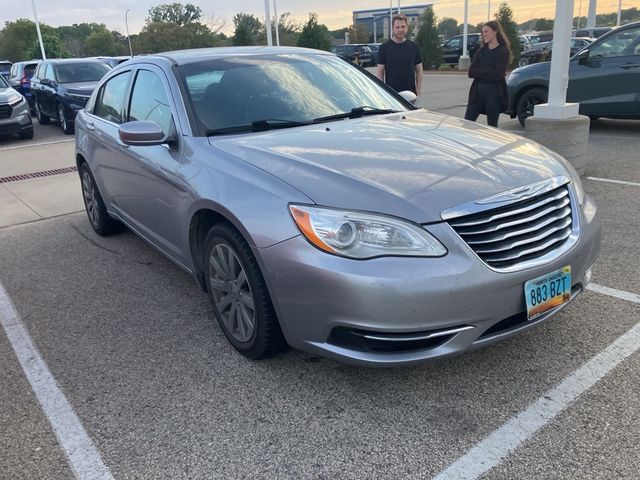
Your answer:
[208,243,256,343]
[81,170,100,228]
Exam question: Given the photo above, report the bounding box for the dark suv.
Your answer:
[334,44,373,67]
[8,60,40,112]
[507,22,640,126]
[31,58,110,134]
[441,34,481,65]
[0,60,12,80]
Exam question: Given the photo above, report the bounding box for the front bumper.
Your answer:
[257,194,601,366]
[0,101,33,135]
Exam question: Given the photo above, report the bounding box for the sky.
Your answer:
[0,0,631,36]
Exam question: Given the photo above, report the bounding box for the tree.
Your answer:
[437,17,459,39]
[137,21,217,53]
[494,2,521,68]
[147,3,202,26]
[27,32,70,59]
[232,13,264,46]
[0,19,55,61]
[535,18,554,31]
[57,23,113,57]
[347,23,369,43]
[415,7,441,70]
[296,13,331,51]
[84,30,120,56]
[273,13,301,46]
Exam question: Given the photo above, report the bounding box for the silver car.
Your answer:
[75,47,601,366]
[0,74,33,140]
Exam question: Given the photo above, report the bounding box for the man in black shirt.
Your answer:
[376,14,423,95]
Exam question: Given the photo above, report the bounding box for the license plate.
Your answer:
[525,265,572,320]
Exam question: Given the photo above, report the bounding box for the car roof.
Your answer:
[43,58,108,64]
[143,46,333,66]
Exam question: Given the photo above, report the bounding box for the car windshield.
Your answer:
[55,62,110,83]
[0,75,8,87]
[0,64,11,74]
[179,53,409,135]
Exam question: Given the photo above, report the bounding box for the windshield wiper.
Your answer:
[206,119,312,136]
[313,106,399,124]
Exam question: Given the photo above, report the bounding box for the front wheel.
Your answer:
[35,102,50,125]
[204,223,286,359]
[58,103,74,134]
[516,87,548,127]
[79,163,122,236]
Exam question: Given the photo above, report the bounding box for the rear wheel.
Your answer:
[516,87,548,127]
[204,223,286,359]
[35,102,49,125]
[79,162,122,236]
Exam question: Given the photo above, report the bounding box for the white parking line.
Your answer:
[586,176,640,188]
[0,139,74,151]
[0,282,113,480]
[433,284,640,480]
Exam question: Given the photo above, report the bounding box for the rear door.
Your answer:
[568,25,640,116]
[442,36,462,64]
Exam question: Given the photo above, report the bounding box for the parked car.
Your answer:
[528,31,554,46]
[31,58,111,134]
[75,46,600,366]
[441,34,481,65]
[518,38,592,67]
[0,74,33,139]
[96,56,132,68]
[8,60,40,112]
[0,60,12,80]
[367,43,382,65]
[508,21,640,126]
[334,44,373,67]
[575,26,612,39]
[519,35,532,51]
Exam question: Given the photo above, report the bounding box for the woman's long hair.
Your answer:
[480,20,512,60]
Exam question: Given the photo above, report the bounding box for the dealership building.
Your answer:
[353,4,433,42]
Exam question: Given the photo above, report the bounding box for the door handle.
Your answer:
[86,122,95,131]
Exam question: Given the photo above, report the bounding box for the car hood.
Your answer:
[209,110,569,223]
[62,82,99,94]
[510,61,551,78]
[0,86,21,103]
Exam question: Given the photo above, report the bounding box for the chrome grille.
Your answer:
[0,104,12,119]
[448,185,573,270]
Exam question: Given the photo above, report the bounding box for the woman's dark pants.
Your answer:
[465,82,502,127]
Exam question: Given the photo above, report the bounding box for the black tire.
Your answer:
[516,87,548,127]
[35,102,50,125]
[19,127,34,140]
[204,223,286,360]
[57,102,74,135]
[79,162,122,236]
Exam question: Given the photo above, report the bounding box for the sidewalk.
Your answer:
[0,140,82,228]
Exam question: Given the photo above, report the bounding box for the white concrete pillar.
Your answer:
[273,0,280,46]
[587,0,597,28]
[533,0,578,119]
[459,0,470,70]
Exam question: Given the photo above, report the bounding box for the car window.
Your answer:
[446,38,461,49]
[93,71,132,124]
[128,69,172,136]
[576,30,588,38]
[44,64,55,80]
[55,62,110,83]
[590,27,640,58]
[179,53,408,133]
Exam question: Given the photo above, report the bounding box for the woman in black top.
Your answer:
[464,21,512,127]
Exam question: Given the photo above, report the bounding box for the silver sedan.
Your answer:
[75,47,601,366]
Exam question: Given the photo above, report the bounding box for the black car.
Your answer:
[8,60,40,111]
[333,44,373,67]
[507,22,640,126]
[31,58,111,134]
[441,34,481,65]
[367,43,382,65]
[0,60,12,81]
[575,26,612,39]
[518,38,592,67]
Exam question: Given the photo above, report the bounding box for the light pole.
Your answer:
[30,0,46,59]
[125,9,133,56]
[488,0,491,22]
[273,0,280,46]
[617,0,622,26]
[264,0,273,46]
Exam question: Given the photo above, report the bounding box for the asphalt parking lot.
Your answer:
[1,73,639,479]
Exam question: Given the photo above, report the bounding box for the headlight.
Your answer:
[289,205,447,259]
[8,93,24,106]
[67,93,90,101]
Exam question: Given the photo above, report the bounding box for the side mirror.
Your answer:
[398,90,418,105]
[40,78,52,86]
[576,49,590,65]
[9,79,20,88]
[118,121,173,147]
